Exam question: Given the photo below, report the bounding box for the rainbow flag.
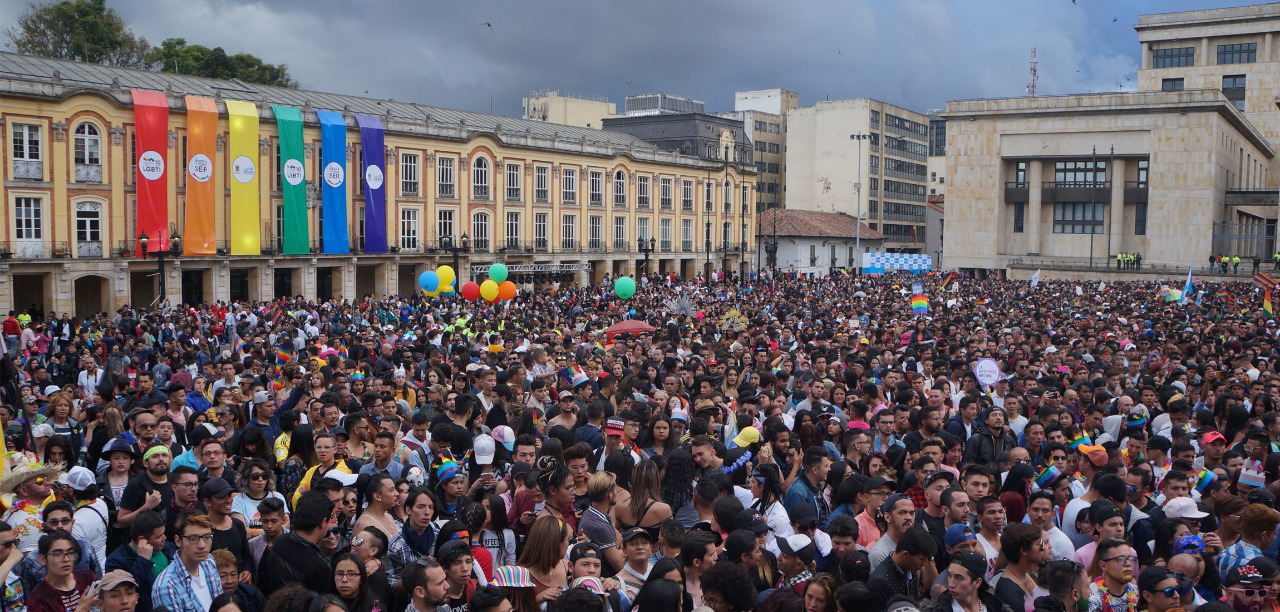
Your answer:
[939,271,958,291]
[233,330,247,356]
[1068,432,1091,450]
[270,306,288,328]
[1266,289,1274,319]
[1253,272,1276,290]
[337,343,348,359]
[911,295,928,314]
[1217,289,1231,301]
[276,349,292,366]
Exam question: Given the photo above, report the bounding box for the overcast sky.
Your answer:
[1,0,1252,118]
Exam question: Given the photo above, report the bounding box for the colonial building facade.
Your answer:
[0,52,756,316]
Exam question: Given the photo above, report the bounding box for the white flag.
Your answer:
[1030,269,1041,288]
[1098,281,1106,292]
[1075,286,1083,296]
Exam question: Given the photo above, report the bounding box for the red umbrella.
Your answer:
[603,319,655,340]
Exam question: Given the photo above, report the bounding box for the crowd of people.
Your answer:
[0,268,1277,612]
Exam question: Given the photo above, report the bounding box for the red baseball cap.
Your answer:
[1203,431,1227,446]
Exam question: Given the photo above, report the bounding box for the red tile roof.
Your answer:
[756,208,886,240]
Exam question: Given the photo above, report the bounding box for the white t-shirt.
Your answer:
[976,533,999,580]
[191,565,213,611]
[1061,495,1092,539]
[1047,526,1076,561]
[72,499,110,567]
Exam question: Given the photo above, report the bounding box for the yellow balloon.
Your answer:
[480,279,499,301]
[437,265,455,288]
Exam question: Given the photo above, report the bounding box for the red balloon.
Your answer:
[460,281,481,302]
[498,281,517,301]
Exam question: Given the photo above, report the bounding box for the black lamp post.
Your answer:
[705,238,712,286]
[139,231,181,303]
[441,234,471,282]
[637,236,655,276]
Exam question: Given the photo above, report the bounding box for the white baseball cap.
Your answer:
[474,434,496,465]
[1164,496,1208,520]
[57,466,96,491]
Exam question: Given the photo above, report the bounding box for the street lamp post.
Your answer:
[637,236,655,277]
[139,231,181,305]
[441,234,470,282]
[705,238,712,286]
[850,133,869,274]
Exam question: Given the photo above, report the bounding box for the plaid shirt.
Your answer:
[1218,540,1263,582]
[904,485,928,510]
[385,528,431,587]
[152,556,223,612]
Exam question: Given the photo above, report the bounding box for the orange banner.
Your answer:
[183,96,217,255]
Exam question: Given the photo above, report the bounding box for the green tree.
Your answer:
[5,0,155,68]
[151,38,298,88]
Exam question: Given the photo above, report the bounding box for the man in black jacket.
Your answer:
[963,407,1018,467]
[260,490,336,594]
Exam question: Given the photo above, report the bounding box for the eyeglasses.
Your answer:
[175,481,199,488]
[1172,571,1190,583]
[44,517,72,528]
[1230,588,1270,598]
[45,549,77,561]
[1104,556,1136,565]
[702,594,725,607]
[335,571,360,580]
[181,533,214,544]
[0,540,15,549]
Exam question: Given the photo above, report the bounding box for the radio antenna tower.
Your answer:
[1027,47,1039,97]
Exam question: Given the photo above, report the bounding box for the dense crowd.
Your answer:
[0,269,1278,612]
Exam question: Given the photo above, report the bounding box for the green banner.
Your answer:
[272,105,309,255]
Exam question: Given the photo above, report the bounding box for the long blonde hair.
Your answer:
[102,403,125,437]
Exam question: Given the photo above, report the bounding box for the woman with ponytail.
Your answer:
[353,474,401,538]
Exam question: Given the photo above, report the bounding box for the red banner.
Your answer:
[131,89,169,253]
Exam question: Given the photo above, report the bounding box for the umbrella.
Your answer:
[603,320,656,339]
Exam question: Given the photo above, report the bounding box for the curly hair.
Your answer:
[534,456,571,496]
[236,458,277,493]
[660,447,696,512]
[701,560,758,611]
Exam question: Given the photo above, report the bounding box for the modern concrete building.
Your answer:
[756,208,885,277]
[942,3,1280,278]
[0,52,756,315]
[521,90,619,129]
[623,93,705,116]
[714,89,798,211]
[786,98,931,253]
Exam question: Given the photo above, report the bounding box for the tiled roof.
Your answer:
[756,208,885,240]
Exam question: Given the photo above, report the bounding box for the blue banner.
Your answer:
[317,110,349,254]
[355,115,387,254]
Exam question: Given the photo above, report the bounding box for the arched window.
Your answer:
[472,212,490,251]
[472,157,490,199]
[614,170,627,207]
[74,124,100,165]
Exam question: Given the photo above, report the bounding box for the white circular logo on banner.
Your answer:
[365,165,384,190]
[973,358,1002,386]
[188,153,212,183]
[283,159,304,186]
[232,156,256,184]
[138,150,165,181]
[324,162,345,188]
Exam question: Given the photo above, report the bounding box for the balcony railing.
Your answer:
[76,240,103,258]
[74,164,103,183]
[437,185,456,199]
[12,161,42,180]
[682,240,693,252]
[534,239,550,253]
[399,238,421,253]
[661,239,672,252]
[473,185,490,200]
[561,239,577,251]
[613,239,630,252]
[587,239,606,252]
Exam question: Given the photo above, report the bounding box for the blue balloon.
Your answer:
[419,271,440,292]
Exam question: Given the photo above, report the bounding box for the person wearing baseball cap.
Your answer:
[1137,566,1181,612]
[614,528,654,602]
[856,475,897,548]
[936,549,1003,612]
[775,533,815,594]
[94,569,140,612]
[1223,561,1271,612]
[436,539,478,608]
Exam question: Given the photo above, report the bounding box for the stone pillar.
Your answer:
[0,265,14,314]
[213,262,231,304]
[1200,38,1211,66]
[1109,158,1126,263]
[259,260,274,300]
[302,261,317,301]
[1028,161,1044,255]
[342,259,357,300]
[166,259,182,305]
[113,262,130,310]
[381,260,396,297]
[1266,33,1274,63]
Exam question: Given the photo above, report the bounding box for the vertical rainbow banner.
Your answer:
[355,115,387,254]
[183,95,218,255]
[130,90,169,254]
[317,110,349,254]
[272,105,309,255]
[225,100,261,255]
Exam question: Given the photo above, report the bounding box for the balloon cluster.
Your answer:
[419,265,457,297]
[614,276,635,299]
[460,263,518,304]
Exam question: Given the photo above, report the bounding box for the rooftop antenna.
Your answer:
[1027,47,1038,97]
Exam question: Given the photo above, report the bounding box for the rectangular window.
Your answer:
[614,172,627,207]
[561,214,576,249]
[535,166,549,202]
[660,218,672,251]
[15,197,42,240]
[11,124,41,160]
[506,163,521,201]
[76,206,101,242]
[589,215,602,249]
[767,142,780,154]
[505,211,521,248]
[1136,160,1149,187]
[472,159,489,200]
[681,219,693,251]
[589,171,603,205]
[638,217,650,243]
[637,176,650,208]
[742,185,749,214]
[722,222,731,248]
[401,154,419,196]
[1135,202,1147,235]
[682,179,694,210]
[471,214,489,250]
[1223,75,1246,111]
[723,182,732,212]
[1052,202,1105,234]
[562,168,577,203]
[400,208,419,249]
[755,140,766,153]
[613,216,627,250]
[534,213,548,250]
[355,150,364,195]
[1217,42,1257,65]
[1053,160,1107,185]
[1015,162,1027,185]
[1014,202,1025,233]
[74,125,101,166]
[1153,46,1195,68]
[1161,78,1185,91]
[660,178,673,209]
[437,209,454,241]
[275,141,283,191]
[704,180,713,211]
[437,156,455,198]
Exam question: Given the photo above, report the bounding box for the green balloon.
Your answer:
[615,276,636,299]
[489,263,508,283]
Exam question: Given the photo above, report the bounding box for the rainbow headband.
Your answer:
[142,445,170,461]
[1068,433,1092,450]
[1035,465,1063,489]
[1125,413,1147,429]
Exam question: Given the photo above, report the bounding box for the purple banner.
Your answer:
[355,115,387,254]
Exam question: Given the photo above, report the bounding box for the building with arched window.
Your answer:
[0,52,755,314]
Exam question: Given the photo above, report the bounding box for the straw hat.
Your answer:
[0,462,63,494]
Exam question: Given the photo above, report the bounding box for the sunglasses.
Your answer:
[1152,587,1178,598]
[249,473,268,481]
[1232,588,1270,598]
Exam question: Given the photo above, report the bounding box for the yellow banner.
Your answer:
[225,100,261,255]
